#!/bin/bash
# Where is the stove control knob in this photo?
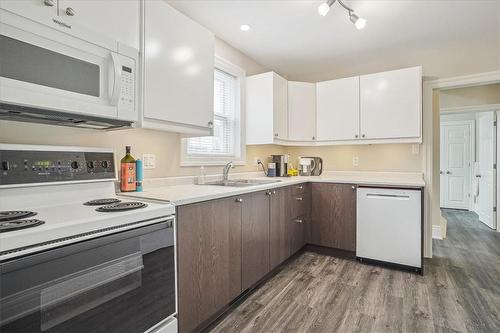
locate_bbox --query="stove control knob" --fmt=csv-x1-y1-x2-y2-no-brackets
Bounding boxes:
87,161,95,169
101,161,110,169
71,161,79,170
1,161,10,171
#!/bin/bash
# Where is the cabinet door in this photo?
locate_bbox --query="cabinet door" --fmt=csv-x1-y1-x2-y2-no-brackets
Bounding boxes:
0,0,57,25
246,72,274,144
273,73,288,140
143,0,214,130
57,0,140,48
360,66,421,140
269,188,288,269
242,191,270,290
316,77,360,141
288,81,316,141
310,183,357,251
177,197,242,333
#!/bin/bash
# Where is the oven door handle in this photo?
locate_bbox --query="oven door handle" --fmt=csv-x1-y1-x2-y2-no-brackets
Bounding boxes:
108,52,122,106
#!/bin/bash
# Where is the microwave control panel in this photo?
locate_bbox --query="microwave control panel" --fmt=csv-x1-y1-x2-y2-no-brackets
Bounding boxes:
118,57,135,113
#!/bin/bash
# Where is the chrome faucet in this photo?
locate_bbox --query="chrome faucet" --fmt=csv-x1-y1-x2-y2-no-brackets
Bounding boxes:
222,161,234,181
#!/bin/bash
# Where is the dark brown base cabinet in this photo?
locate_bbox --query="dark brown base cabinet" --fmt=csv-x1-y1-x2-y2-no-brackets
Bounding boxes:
176,183,338,333
177,197,242,333
310,183,357,251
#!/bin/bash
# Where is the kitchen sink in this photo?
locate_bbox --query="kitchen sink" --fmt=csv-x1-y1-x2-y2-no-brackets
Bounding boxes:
202,179,282,187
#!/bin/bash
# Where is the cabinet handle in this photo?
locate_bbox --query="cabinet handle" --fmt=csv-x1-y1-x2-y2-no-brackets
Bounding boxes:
274,133,279,137
440,170,444,175
355,134,359,138
235,198,243,203
43,0,55,6
297,185,303,190
446,170,451,175
361,134,366,138
266,191,271,196
294,219,303,223
312,136,316,140
272,190,276,194
208,121,213,129
296,197,303,201
352,185,356,190
65,7,75,16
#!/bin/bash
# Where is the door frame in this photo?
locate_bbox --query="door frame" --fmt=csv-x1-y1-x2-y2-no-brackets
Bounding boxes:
423,70,500,258
440,120,475,210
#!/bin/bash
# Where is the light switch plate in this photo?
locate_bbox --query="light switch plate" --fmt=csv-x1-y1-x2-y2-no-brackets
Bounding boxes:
352,156,359,167
143,154,156,169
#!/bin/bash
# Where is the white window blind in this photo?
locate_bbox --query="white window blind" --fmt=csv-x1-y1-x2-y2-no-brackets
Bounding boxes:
187,68,237,156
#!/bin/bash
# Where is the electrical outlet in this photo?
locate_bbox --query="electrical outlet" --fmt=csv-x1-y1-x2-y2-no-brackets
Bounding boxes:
143,154,156,169
254,157,262,165
352,156,359,167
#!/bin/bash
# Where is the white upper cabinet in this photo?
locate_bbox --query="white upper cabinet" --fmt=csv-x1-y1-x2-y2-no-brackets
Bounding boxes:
142,0,215,134
246,72,288,144
288,81,316,141
360,66,422,140
1,0,140,49
57,0,140,48
316,77,360,141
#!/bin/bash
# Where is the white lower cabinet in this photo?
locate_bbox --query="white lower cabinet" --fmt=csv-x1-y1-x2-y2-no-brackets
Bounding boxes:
359,66,422,140
141,0,215,135
316,77,360,141
288,81,316,142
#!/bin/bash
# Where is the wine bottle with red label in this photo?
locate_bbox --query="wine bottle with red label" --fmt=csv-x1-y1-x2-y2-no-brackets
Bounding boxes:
120,146,137,192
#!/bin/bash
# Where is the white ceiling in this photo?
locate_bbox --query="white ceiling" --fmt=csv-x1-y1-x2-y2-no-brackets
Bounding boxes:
168,0,500,82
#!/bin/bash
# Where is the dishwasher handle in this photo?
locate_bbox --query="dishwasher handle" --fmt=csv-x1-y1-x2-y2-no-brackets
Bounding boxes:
365,193,410,200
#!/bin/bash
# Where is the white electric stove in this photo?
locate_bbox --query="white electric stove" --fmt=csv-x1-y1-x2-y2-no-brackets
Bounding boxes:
0,144,177,333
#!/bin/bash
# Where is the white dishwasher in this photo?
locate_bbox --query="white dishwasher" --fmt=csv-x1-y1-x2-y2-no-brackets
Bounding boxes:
356,187,422,273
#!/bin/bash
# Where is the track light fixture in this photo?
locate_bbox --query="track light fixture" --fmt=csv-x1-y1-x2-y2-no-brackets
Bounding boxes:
318,0,367,30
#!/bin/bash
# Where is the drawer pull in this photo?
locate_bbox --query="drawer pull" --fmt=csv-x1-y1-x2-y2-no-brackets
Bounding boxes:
296,197,303,201
272,190,276,194
297,186,303,190
294,219,303,223
235,198,243,203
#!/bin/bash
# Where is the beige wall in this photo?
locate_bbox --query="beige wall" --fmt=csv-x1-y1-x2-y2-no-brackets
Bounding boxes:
285,144,421,172
440,83,500,109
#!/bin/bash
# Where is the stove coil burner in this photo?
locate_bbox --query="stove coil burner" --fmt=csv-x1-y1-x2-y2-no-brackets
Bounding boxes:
84,198,122,206
0,211,37,222
0,219,45,233
96,202,147,212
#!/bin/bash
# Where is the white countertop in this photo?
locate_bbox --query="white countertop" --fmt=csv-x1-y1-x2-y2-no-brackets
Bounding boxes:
120,171,425,206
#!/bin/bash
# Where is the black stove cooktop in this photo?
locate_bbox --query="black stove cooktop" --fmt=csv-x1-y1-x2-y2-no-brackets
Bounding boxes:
96,202,148,212
0,211,37,222
83,198,122,206
0,219,45,233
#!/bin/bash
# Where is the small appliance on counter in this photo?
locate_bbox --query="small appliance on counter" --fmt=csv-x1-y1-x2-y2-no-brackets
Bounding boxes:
299,157,323,176
270,154,289,177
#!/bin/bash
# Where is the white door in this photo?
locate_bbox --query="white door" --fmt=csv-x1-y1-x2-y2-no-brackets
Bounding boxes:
316,77,359,141
440,122,471,209
477,112,496,229
273,73,288,140
359,66,421,140
288,81,316,141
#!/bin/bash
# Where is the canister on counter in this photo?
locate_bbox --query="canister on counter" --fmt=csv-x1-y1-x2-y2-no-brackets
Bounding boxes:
136,159,143,192
267,162,276,177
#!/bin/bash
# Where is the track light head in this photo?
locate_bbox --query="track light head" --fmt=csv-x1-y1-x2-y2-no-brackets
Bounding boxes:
349,12,367,30
318,0,336,17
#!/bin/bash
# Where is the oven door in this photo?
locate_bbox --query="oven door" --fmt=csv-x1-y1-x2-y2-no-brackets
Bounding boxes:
0,219,176,333
0,9,136,120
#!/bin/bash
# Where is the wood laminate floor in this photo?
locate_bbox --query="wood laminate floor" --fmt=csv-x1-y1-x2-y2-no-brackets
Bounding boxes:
210,209,500,333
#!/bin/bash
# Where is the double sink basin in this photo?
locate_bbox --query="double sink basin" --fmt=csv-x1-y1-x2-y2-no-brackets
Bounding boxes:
202,179,282,187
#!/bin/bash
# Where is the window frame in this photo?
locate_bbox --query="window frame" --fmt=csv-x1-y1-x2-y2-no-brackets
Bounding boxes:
180,56,246,166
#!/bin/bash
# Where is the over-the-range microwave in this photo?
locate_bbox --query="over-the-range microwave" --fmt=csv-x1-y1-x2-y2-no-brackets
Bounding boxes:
0,8,138,129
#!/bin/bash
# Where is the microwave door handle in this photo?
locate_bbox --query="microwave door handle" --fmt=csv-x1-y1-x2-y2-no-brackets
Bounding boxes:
108,52,122,106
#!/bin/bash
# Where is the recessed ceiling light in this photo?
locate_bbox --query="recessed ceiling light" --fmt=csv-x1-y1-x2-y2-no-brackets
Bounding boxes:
240,24,251,32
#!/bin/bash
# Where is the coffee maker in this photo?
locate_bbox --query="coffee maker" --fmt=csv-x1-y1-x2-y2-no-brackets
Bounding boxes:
271,154,289,177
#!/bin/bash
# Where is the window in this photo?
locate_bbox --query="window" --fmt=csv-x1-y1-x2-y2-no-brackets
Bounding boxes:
181,58,245,166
